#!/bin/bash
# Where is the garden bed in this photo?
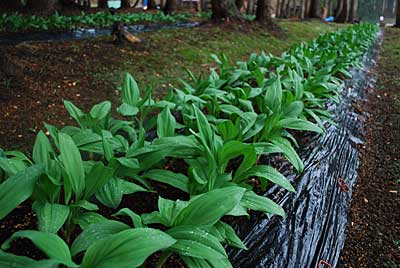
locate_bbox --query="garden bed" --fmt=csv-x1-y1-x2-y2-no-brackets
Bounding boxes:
229,30,382,268
0,23,378,268
0,20,341,152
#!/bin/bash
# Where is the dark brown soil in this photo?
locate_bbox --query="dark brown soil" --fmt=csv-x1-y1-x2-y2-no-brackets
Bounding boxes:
339,28,400,268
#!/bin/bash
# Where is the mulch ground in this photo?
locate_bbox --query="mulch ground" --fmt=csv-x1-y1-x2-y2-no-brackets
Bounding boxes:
339,28,400,268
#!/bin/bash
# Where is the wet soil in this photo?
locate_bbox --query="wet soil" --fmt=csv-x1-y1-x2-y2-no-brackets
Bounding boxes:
339,28,400,268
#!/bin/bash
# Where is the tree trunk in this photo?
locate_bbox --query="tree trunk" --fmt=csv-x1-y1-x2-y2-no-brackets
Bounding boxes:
280,0,287,17
335,0,343,17
395,0,400,27
247,0,255,14
304,0,310,17
290,0,296,17
200,0,207,11
98,0,109,8
276,0,281,17
328,0,333,16
236,0,244,10
26,0,59,13
1,0,25,10
121,0,131,8
309,0,321,17
148,0,158,9
300,0,305,18
164,0,177,14
335,0,350,22
348,0,358,22
256,0,274,24
211,0,242,20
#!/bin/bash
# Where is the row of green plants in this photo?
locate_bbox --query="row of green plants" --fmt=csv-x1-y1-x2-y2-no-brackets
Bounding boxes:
0,11,211,32
0,23,378,268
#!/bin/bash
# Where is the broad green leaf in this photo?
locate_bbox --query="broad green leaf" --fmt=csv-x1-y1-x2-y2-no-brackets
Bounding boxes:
33,202,70,234
241,191,285,217
214,221,246,249
101,131,113,162
278,118,323,133
96,178,146,209
59,132,85,199
121,73,140,107
264,76,282,113
271,137,304,172
141,169,189,193
75,212,107,230
84,163,114,199
0,250,37,268
33,131,53,167
90,101,111,120
2,231,77,267
113,208,143,228
0,157,27,177
217,120,239,142
282,101,304,118
0,165,44,219
64,100,84,127
95,177,123,209
219,104,243,115
117,103,139,117
174,186,245,226
71,220,130,256
155,197,188,227
116,157,140,169
70,200,98,211
219,141,257,181
157,106,176,138
81,228,176,268
244,165,295,192
193,105,214,149
167,226,227,260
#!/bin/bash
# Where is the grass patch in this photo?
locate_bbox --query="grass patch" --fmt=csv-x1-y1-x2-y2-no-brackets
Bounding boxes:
110,20,344,97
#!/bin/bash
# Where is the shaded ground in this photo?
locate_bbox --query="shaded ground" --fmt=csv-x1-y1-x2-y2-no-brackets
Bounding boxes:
0,20,341,152
339,28,400,268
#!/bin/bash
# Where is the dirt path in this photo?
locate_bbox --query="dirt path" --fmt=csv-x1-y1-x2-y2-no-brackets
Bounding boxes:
339,28,400,267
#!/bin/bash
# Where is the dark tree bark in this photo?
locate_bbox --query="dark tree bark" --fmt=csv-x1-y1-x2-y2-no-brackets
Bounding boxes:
300,0,305,18
164,0,177,14
236,0,244,10
348,0,358,22
395,0,400,27
211,0,242,20
279,0,288,17
276,0,281,17
1,0,24,10
26,0,59,13
289,0,296,17
256,0,274,24
200,0,207,11
309,0,321,18
98,0,109,8
334,0,343,17
384,0,394,15
335,0,350,22
148,0,158,9
304,0,310,17
121,0,131,8
328,0,334,16
247,0,256,14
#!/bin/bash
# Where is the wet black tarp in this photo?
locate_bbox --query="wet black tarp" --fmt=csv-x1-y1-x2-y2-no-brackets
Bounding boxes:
0,21,200,45
229,32,382,268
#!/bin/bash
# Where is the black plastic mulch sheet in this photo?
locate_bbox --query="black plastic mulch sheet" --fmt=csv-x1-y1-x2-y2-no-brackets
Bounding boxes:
229,32,382,268
0,21,200,45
